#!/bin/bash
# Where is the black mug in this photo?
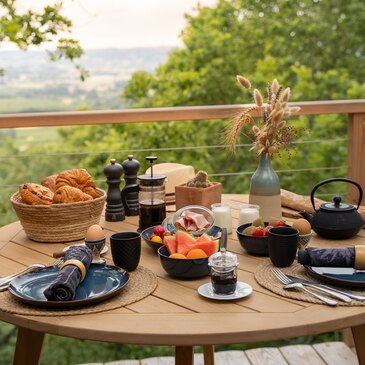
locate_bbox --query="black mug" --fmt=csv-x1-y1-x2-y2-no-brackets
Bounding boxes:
268,227,299,267
110,232,141,271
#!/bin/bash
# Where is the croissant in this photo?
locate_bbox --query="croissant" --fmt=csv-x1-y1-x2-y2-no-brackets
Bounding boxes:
41,175,58,192
19,183,54,205
53,185,93,204
55,169,97,198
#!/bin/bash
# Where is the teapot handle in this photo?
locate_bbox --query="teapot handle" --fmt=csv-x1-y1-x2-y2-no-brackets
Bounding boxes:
310,177,363,211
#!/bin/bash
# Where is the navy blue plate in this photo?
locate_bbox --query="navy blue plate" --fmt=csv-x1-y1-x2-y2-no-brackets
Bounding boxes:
305,266,365,288
8,264,129,307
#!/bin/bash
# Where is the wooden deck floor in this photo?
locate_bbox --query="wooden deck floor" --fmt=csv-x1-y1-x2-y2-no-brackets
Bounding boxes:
76,341,358,365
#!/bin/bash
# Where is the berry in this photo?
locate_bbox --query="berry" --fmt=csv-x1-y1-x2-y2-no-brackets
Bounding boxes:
252,227,264,237
153,225,165,237
274,220,286,227
263,225,273,236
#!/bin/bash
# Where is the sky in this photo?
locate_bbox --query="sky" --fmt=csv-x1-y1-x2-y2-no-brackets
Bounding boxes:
3,0,217,50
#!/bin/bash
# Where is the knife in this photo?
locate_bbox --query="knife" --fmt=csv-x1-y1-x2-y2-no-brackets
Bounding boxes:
286,275,355,302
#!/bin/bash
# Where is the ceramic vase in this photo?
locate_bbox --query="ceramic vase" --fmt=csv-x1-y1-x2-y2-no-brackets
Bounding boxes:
249,154,282,221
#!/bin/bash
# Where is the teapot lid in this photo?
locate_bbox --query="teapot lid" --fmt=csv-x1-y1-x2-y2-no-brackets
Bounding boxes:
320,196,354,212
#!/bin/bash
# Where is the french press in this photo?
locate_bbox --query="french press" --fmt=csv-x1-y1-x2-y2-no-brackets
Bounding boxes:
121,156,166,232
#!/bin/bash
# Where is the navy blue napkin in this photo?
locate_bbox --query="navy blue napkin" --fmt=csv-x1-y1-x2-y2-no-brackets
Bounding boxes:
298,247,355,267
44,246,93,301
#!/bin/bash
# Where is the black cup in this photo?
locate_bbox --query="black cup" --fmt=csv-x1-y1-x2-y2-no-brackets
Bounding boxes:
268,227,299,267
110,232,141,271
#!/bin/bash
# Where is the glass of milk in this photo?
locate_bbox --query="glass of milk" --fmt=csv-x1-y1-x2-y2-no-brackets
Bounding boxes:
238,203,260,226
211,203,232,234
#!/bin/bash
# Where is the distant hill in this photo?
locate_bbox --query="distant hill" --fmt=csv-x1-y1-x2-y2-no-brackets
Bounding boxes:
0,47,171,113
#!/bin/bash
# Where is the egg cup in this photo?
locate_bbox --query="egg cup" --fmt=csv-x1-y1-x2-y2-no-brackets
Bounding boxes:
84,236,106,264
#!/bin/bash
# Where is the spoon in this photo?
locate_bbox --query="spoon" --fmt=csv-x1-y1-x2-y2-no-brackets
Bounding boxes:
220,228,227,263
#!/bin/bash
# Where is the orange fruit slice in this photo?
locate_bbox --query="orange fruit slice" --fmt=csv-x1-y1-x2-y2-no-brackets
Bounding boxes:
186,248,208,259
169,253,186,259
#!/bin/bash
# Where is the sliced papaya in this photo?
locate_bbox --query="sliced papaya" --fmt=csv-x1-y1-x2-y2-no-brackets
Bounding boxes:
176,231,195,256
163,236,177,255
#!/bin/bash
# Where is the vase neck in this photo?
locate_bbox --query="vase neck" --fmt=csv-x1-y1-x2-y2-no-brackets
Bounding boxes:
258,154,272,168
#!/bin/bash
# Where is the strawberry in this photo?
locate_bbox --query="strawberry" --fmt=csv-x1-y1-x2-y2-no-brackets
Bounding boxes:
153,225,165,237
263,225,273,236
274,220,286,227
252,227,264,237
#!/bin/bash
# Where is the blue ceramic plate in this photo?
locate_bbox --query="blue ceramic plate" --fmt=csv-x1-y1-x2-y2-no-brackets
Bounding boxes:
305,266,365,288
8,264,129,307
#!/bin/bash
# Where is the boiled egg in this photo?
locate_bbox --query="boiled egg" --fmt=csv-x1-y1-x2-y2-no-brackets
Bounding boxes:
86,224,104,241
292,218,311,235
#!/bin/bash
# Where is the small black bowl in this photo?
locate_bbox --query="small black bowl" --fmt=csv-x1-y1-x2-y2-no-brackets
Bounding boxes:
141,226,164,253
236,222,269,256
157,246,210,279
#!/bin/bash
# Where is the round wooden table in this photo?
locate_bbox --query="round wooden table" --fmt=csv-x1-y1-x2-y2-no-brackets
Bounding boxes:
1,194,365,365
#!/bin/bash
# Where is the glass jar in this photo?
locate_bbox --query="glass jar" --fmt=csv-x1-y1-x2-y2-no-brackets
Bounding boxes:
208,251,238,295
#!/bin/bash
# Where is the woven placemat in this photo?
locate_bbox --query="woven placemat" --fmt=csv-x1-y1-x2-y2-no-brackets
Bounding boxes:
255,259,365,306
0,266,157,316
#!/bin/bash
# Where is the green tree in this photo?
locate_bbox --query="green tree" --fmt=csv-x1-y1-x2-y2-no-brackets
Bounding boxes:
0,0,87,80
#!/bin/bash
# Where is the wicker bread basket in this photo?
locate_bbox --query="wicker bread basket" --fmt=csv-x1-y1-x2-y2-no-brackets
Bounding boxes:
11,188,106,243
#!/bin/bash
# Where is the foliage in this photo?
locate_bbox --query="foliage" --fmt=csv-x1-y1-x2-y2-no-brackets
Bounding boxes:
0,0,86,80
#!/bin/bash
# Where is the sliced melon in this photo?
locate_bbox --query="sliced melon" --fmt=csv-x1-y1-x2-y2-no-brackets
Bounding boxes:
189,241,217,256
164,235,177,255
195,233,212,243
176,231,196,256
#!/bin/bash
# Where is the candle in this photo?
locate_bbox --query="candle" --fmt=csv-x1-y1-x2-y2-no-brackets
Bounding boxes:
238,204,260,226
211,203,232,233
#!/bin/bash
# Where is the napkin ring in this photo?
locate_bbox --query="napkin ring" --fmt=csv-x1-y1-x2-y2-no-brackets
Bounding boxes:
354,245,365,270
60,259,86,281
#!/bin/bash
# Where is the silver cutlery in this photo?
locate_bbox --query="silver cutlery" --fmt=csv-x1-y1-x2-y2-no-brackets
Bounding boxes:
286,274,365,301
0,258,63,291
272,268,338,306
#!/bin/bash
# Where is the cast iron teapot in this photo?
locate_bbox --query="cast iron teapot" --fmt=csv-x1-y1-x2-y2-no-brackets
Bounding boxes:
299,178,365,239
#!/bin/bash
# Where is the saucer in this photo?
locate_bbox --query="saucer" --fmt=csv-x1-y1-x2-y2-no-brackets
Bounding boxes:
197,281,252,300
63,243,108,256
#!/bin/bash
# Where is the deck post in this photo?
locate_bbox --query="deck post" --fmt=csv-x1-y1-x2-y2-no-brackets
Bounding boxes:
347,112,365,205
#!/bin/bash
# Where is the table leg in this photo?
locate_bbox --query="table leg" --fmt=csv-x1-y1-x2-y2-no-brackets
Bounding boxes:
175,346,194,365
13,327,45,365
351,324,365,365
203,345,215,365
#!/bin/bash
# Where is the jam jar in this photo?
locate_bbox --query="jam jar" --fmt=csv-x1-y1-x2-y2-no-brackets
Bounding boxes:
208,251,238,295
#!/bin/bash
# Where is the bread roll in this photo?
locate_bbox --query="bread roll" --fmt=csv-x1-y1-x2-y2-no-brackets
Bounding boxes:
19,183,54,205
55,169,97,198
41,175,57,192
53,185,93,204
281,189,325,213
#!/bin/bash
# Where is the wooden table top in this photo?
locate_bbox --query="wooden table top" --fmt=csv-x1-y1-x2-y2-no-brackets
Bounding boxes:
1,194,365,348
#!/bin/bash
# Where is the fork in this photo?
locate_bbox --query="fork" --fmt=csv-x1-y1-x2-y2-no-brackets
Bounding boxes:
0,258,63,291
271,268,338,306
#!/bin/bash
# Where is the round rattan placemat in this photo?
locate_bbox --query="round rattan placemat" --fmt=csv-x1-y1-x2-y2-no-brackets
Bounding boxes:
0,266,157,316
255,259,365,306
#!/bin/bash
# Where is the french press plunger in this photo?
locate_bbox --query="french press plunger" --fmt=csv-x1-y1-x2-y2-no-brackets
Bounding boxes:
121,156,166,232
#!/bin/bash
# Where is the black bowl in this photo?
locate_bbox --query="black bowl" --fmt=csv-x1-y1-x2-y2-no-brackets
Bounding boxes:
236,222,269,256
157,246,210,279
141,226,164,253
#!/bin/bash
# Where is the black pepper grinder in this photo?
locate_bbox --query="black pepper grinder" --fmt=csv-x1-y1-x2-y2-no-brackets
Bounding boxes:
103,158,125,221
121,154,140,216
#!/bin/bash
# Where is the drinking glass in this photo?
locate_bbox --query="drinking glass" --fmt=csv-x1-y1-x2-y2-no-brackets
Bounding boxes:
211,203,232,233
238,203,260,226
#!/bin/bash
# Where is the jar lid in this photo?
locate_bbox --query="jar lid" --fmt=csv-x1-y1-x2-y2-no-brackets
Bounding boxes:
208,251,238,269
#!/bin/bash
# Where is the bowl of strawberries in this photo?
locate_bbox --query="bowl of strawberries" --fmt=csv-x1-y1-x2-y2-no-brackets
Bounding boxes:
236,216,287,256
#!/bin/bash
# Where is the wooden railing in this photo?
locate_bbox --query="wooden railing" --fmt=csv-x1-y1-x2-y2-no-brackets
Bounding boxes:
1,100,365,203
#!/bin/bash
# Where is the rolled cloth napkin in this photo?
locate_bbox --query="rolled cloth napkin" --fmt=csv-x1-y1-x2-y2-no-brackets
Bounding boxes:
298,246,365,269
44,246,93,301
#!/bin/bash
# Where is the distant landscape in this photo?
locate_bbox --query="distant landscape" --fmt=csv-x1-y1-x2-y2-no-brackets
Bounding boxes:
0,47,171,113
